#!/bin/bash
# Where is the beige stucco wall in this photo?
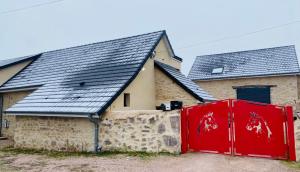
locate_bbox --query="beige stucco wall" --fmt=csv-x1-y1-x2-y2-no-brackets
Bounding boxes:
109,37,186,111
0,60,32,86
155,67,199,107
2,90,33,139
108,58,156,111
154,36,181,70
13,110,181,153
196,75,299,109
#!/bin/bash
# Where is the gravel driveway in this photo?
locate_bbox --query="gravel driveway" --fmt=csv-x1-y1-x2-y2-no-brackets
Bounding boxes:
0,151,298,172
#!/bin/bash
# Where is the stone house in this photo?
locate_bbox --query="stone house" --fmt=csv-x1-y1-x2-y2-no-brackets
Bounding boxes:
188,45,300,111
0,31,214,153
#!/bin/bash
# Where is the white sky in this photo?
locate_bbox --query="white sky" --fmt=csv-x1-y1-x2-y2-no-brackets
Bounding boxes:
0,0,300,75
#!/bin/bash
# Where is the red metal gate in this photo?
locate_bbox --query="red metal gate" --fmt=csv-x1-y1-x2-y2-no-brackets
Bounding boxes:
181,99,296,161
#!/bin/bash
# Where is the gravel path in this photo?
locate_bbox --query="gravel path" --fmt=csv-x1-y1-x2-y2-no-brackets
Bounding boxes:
0,152,298,172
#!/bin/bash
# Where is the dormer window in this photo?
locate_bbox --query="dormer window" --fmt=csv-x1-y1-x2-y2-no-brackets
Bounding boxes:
212,67,223,74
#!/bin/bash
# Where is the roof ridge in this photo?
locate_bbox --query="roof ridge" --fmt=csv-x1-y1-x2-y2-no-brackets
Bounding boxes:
42,30,166,54
1,30,166,60
196,45,296,58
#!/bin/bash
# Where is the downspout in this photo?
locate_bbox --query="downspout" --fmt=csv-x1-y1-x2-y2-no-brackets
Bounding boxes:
88,114,101,153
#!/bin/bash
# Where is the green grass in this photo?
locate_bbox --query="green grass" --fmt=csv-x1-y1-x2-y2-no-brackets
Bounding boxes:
0,148,177,159
281,160,300,169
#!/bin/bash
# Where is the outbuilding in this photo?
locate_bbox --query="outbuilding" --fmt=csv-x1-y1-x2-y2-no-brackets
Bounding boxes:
0,31,214,153
188,45,300,111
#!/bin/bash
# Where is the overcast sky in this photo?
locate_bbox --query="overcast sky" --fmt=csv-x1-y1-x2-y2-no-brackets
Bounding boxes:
0,0,300,75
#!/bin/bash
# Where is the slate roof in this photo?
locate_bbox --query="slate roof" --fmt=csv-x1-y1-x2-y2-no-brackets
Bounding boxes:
155,61,215,101
0,31,166,115
188,45,300,80
0,55,39,69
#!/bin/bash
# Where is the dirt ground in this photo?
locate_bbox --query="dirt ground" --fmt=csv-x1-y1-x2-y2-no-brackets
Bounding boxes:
0,140,13,149
0,151,299,172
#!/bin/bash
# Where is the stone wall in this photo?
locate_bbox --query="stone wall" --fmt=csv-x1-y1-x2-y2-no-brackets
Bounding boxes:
155,67,199,106
2,90,33,139
14,116,94,152
294,119,300,161
100,110,180,153
196,75,299,110
13,110,181,153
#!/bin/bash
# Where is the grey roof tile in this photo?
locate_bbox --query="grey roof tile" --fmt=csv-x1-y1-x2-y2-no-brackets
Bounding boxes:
154,61,215,101
2,31,165,115
188,45,300,80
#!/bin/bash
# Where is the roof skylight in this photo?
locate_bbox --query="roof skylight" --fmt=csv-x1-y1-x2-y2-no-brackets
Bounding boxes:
212,67,223,74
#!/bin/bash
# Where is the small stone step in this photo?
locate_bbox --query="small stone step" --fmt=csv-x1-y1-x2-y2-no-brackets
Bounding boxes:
0,137,8,140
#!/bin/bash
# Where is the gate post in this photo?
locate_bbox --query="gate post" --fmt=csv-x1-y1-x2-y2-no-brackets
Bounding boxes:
181,107,188,154
285,106,296,161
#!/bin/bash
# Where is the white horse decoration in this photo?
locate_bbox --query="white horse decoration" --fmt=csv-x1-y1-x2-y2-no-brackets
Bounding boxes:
245,112,272,140
197,112,218,134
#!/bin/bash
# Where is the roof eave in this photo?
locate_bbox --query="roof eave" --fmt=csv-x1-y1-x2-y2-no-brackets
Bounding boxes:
0,85,42,93
191,72,300,81
4,110,95,117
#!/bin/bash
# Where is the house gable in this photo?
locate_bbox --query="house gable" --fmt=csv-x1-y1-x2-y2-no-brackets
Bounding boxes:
154,35,181,70
108,58,156,111
109,38,215,111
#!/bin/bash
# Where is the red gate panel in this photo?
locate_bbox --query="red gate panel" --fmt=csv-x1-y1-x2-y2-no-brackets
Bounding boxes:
187,100,231,154
181,99,296,161
232,100,288,159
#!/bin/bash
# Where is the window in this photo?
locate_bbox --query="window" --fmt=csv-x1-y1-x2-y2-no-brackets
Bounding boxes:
212,67,223,74
124,93,130,107
236,87,271,104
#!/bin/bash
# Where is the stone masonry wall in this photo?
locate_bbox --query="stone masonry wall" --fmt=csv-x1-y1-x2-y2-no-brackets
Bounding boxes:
294,119,300,161
14,116,94,152
13,110,181,153
100,110,181,153
2,91,33,139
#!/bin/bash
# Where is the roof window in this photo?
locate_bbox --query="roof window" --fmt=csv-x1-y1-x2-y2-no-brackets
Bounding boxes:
212,67,223,74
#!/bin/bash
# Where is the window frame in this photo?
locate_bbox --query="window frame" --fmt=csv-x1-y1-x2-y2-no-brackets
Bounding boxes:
233,85,273,104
